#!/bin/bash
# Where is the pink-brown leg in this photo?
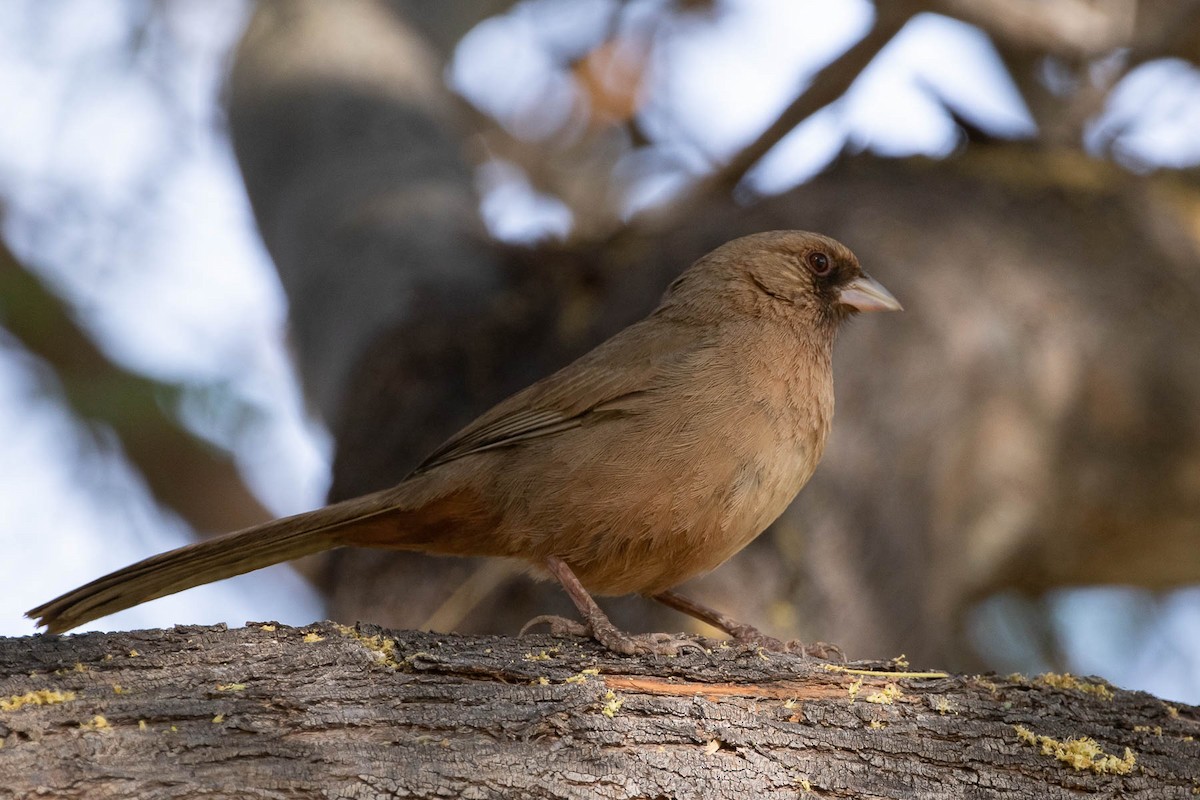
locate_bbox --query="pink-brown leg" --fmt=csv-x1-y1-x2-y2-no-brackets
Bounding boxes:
526,557,705,656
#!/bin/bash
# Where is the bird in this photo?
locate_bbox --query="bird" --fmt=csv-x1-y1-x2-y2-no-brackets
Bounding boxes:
28,230,900,655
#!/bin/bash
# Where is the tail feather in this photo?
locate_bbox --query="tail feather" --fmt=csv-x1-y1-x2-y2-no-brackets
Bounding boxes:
28,488,408,634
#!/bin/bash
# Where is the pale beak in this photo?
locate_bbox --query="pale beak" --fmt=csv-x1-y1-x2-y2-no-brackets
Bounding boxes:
838,274,902,313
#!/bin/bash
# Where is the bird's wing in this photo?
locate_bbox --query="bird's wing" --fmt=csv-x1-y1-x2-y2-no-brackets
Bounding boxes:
414,316,698,472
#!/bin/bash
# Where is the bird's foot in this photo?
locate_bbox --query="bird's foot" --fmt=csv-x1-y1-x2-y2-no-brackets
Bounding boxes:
539,556,708,656
788,639,846,662
595,628,709,657
520,614,590,638
649,591,843,660
521,614,707,657
727,623,845,662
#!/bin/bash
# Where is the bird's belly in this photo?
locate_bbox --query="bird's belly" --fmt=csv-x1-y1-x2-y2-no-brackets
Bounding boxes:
507,424,821,596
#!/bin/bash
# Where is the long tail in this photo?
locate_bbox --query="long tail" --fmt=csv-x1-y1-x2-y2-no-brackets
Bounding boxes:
27,486,414,634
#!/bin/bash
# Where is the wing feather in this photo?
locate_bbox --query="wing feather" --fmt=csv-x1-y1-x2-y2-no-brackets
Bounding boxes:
415,315,700,471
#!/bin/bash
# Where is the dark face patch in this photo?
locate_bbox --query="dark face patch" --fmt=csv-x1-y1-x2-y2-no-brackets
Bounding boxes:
811,255,859,303
790,242,862,318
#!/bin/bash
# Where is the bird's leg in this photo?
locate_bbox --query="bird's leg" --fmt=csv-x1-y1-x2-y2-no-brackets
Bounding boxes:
536,556,705,656
652,589,844,660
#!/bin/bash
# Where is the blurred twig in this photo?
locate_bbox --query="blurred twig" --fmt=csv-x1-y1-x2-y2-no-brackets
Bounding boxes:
0,236,271,535
421,559,517,633
701,4,916,194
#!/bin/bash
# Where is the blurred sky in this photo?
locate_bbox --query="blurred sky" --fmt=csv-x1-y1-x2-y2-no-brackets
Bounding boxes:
0,0,1197,701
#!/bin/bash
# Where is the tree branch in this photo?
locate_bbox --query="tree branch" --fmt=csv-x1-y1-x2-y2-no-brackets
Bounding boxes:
702,4,916,194
1,623,1195,798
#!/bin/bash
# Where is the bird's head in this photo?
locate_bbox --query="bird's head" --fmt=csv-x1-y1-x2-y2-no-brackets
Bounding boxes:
664,230,901,331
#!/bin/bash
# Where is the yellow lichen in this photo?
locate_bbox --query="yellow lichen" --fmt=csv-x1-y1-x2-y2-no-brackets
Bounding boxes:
847,679,863,702
891,654,910,670
565,668,600,685
783,698,798,710
932,696,956,715
797,777,812,792
80,715,109,731
1,689,77,712
1013,725,1136,775
138,720,148,731
600,689,624,718
523,648,558,662
336,625,403,669
302,632,324,643
259,624,277,632
111,684,124,695
866,683,903,705
128,649,140,658
868,719,887,729
216,683,246,693
824,663,950,679
1035,673,1114,701
212,714,225,724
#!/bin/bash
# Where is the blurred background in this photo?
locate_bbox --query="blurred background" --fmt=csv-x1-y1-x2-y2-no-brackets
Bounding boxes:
2,0,1199,703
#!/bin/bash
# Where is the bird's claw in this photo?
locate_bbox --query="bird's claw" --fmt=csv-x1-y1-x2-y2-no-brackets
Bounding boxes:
597,629,708,657
787,639,846,662
519,614,590,638
726,624,845,662
520,615,707,657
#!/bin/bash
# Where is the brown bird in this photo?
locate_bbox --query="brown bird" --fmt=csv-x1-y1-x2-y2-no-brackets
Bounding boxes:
28,231,900,654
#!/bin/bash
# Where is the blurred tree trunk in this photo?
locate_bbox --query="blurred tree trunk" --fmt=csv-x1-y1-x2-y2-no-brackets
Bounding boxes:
2,623,1196,799
227,0,1200,670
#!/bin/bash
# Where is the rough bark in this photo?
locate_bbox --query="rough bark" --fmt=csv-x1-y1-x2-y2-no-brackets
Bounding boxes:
1,623,1196,799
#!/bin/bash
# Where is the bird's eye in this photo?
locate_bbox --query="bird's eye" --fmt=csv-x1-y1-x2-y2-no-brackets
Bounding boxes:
807,252,832,276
